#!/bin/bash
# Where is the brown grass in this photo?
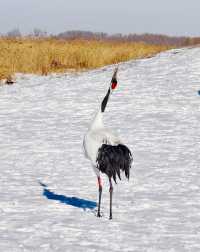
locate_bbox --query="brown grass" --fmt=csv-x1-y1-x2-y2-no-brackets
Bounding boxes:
0,38,172,80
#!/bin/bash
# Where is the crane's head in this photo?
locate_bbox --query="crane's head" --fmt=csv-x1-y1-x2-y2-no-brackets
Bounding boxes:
101,67,119,113
110,67,118,92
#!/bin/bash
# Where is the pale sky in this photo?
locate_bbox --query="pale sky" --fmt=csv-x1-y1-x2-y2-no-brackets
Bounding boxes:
0,0,199,36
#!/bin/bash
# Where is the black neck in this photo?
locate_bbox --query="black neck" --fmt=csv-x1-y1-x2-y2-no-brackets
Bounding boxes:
101,88,111,113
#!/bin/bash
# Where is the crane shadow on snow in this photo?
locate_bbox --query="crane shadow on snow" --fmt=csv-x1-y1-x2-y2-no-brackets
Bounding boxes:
39,182,97,210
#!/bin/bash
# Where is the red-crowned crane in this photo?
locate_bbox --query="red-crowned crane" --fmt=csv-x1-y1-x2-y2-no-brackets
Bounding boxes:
83,68,133,219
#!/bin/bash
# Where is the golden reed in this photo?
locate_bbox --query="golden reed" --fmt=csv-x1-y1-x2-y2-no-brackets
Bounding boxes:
0,38,172,80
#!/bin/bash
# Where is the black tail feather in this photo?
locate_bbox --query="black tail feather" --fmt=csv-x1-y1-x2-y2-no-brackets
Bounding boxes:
96,144,133,183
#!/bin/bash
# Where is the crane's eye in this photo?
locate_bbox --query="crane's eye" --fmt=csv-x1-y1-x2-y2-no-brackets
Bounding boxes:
111,81,117,90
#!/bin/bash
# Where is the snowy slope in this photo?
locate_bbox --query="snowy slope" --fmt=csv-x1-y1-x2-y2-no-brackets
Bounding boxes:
0,47,200,252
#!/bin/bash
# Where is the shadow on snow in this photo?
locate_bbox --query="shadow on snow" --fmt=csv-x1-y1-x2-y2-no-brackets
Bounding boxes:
39,182,97,210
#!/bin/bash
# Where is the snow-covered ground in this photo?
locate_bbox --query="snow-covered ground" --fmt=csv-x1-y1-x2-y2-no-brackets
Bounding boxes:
0,47,200,252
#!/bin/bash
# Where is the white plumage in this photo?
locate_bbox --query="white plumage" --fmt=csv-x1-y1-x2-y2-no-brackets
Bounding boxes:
83,109,121,174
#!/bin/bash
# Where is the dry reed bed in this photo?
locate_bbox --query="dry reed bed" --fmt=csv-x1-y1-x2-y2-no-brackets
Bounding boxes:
0,38,172,80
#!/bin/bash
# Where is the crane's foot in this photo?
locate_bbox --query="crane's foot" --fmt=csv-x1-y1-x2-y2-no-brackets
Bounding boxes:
97,211,103,218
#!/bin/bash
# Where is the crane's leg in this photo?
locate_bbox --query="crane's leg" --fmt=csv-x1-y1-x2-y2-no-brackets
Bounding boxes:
97,176,102,217
109,178,113,220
